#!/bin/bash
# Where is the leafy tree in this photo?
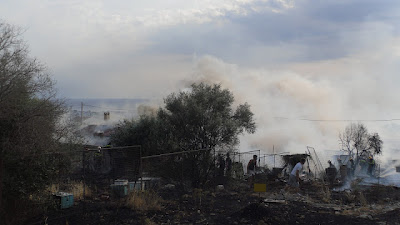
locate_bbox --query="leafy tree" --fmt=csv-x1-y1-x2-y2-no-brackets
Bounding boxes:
159,83,255,150
339,123,383,161
112,83,256,187
0,21,70,224
112,115,164,156
368,133,383,155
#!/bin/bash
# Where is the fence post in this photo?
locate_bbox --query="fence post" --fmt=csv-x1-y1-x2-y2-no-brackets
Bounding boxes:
82,149,86,208
214,148,216,190
378,164,380,185
140,146,143,191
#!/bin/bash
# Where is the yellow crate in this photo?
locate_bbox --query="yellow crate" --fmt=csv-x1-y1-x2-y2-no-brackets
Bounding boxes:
254,183,266,192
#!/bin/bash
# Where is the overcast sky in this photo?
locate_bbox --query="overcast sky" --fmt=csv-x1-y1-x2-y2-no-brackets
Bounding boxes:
1,0,398,98
2,0,400,154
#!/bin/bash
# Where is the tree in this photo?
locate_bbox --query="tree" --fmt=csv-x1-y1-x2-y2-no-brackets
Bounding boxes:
368,133,383,155
339,123,383,161
112,115,165,157
112,83,256,187
159,83,255,151
0,21,69,223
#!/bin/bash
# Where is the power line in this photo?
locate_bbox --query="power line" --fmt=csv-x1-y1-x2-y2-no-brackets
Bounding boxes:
274,117,400,122
141,148,210,159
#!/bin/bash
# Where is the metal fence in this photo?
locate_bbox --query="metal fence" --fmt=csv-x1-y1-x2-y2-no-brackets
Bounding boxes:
21,145,142,225
81,145,142,198
23,145,400,225
140,148,213,189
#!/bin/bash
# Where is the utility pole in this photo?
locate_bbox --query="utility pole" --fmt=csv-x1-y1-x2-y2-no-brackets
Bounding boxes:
273,145,275,168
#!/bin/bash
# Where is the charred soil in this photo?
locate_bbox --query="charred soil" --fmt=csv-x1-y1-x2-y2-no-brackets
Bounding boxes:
26,179,400,225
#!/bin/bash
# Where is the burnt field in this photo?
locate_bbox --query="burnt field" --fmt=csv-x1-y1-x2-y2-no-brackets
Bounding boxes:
26,178,400,225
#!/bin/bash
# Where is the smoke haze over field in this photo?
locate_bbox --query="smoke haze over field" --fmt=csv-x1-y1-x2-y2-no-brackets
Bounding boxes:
184,49,400,156
3,0,400,159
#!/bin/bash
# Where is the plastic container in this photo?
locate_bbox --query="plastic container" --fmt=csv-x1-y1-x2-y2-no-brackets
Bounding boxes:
54,192,74,209
128,181,142,191
110,184,128,197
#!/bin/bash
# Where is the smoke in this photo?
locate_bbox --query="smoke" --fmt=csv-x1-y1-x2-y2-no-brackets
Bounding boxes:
137,104,159,117
182,55,338,152
180,44,400,159
178,52,400,184
64,98,151,145
65,38,400,174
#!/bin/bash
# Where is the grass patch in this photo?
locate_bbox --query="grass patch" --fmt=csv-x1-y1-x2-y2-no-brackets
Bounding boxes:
126,191,163,211
47,181,92,200
359,192,367,206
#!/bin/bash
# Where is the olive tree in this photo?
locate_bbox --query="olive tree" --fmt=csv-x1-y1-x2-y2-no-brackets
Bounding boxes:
0,21,68,223
112,83,256,187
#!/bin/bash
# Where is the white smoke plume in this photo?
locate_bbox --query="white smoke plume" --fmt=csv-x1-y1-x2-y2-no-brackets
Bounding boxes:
180,38,400,162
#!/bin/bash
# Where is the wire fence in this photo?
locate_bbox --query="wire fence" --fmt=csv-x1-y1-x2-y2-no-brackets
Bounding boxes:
19,145,142,225
21,145,400,225
81,146,142,197
141,148,215,189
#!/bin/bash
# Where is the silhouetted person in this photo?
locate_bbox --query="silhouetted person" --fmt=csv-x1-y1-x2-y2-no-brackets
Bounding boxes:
225,153,232,177
328,160,336,169
367,156,375,176
247,155,257,175
347,158,355,178
247,155,258,187
217,154,225,177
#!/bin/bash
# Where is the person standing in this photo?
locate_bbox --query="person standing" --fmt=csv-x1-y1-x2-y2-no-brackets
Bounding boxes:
347,158,355,178
217,154,225,177
360,157,367,173
289,158,306,188
367,156,375,176
328,160,336,169
225,153,232,177
247,155,257,175
247,155,258,187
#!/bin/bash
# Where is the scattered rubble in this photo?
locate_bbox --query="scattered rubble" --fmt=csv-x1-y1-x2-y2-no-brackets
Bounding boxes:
25,152,400,225
26,177,400,225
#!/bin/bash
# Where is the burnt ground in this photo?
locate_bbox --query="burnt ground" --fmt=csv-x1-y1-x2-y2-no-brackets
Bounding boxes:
25,178,400,225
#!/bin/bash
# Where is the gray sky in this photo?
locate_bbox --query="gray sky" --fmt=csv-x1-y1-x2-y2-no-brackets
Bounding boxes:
2,0,400,153
2,0,399,98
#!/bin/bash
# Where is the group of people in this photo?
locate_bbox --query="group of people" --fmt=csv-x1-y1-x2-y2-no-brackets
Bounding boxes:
329,155,376,178
244,152,378,190
217,153,233,177
245,154,306,188
351,156,376,176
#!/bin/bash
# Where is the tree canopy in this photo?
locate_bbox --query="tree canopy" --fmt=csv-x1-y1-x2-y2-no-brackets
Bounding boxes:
339,123,383,159
0,21,70,223
158,83,255,151
111,83,256,187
